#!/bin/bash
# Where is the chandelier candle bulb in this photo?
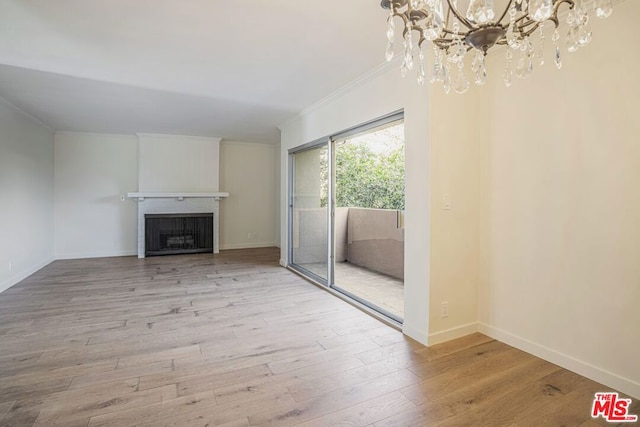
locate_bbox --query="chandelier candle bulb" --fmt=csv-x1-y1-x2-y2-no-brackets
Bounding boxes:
380,0,614,92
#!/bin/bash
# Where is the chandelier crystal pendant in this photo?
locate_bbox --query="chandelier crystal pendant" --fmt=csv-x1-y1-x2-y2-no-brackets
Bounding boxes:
381,0,614,93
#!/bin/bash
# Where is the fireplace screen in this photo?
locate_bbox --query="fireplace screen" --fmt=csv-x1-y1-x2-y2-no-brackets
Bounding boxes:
145,213,213,256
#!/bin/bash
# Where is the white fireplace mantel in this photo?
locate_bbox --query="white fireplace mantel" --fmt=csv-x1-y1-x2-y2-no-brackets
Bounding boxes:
128,192,229,258
127,192,229,201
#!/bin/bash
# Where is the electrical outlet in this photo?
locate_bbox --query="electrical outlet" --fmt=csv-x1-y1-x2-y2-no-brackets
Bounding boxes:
441,301,449,318
443,193,452,210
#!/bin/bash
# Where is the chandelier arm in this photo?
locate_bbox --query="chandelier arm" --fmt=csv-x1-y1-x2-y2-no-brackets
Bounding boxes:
434,39,452,50
514,14,529,25
496,0,515,25
516,19,537,31
519,21,542,38
517,16,556,34
549,0,573,27
513,0,573,29
441,28,469,37
444,4,453,29
397,13,412,38
444,0,475,30
554,0,575,14
389,0,412,38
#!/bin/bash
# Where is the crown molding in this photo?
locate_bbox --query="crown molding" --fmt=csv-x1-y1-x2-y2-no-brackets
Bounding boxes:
278,57,401,131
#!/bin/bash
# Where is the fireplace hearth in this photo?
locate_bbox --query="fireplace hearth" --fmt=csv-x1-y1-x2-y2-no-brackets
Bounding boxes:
145,213,213,256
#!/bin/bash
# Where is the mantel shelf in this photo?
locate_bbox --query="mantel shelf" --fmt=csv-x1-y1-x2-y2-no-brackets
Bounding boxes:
127,192,229,201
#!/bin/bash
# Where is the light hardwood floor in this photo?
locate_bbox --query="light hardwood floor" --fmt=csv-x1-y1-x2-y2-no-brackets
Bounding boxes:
0,248,635,426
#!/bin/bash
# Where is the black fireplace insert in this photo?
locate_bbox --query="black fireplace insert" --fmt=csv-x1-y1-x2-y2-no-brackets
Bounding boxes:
145,213,213,256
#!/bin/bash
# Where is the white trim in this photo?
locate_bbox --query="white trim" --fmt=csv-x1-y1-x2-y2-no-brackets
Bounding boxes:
55,250,137,260
0,257,54,294
479,323,640,400
279,259,287,268
127,192,229,199
402,321,429,346
219,242,277,250
428,322,480,346
220,139,279,147
136,133,222,143
55,131,137,139
0,95,54,131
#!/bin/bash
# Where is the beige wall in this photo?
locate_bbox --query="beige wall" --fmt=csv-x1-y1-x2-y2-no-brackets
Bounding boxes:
427,86,482,343
478,0,640,398
219,140,278,250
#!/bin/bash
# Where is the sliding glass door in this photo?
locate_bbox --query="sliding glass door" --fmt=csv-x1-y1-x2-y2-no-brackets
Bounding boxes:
289,143,330,283
331,121,405,322
289,112,405,323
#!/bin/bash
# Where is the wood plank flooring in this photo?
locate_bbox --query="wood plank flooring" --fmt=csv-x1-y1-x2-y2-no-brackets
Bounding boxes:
0,247,635,426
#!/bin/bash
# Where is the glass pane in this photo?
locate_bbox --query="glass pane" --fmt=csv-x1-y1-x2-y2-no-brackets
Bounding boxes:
291,145,329,282
333,121,405,321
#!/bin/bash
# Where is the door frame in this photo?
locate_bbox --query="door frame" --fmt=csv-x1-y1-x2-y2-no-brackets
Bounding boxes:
287,110,405,323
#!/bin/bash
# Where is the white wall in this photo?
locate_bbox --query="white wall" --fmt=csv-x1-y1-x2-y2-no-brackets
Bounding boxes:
279,65,481,345
54,132,138,259
478,0,640,398
275,142,281,248
54,132,278,258
137,134,220,192
219,140,278,249
0,99,54,292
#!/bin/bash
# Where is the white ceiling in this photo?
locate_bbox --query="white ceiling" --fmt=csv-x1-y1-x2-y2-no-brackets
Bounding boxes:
0,0,390,143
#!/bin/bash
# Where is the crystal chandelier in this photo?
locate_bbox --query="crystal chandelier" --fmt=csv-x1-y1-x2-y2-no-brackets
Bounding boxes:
381,0,614,93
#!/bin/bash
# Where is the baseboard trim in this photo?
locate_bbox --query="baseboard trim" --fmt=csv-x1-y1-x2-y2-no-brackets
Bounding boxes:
402,322,429,346
428,322,480,346
55,250,137,260
479,323,640,400
56,245,278,259
0,257,54,294
219,242,277,250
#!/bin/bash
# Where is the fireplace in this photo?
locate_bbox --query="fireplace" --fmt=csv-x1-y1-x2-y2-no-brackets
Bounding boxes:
145,213,213,256
128,192,228,258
